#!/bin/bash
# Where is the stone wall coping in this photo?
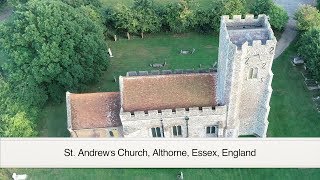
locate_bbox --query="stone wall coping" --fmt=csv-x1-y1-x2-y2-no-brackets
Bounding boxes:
126,68,216,77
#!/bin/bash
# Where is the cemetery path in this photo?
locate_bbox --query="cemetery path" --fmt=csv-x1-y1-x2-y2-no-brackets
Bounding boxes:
273,0,316,59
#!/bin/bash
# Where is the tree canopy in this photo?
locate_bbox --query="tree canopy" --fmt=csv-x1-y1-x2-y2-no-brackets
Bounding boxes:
268,4,289,31
295,5,320,31
0,0,109,103
163,0,196,33
298,28,320,81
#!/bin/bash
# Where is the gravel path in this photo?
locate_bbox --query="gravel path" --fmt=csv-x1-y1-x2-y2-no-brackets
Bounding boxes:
273,0,316,59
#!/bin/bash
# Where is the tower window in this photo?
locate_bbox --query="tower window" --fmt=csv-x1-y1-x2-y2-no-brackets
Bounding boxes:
151,127,163,137
248,67,258,79
172,125,182,137
206,126,217,134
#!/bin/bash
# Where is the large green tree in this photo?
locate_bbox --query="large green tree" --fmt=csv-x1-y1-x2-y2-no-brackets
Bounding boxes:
164,0,196,33
0,0,108,102
113,4,139,39
133,0,161,38
298,28,320,81
268,4,288,31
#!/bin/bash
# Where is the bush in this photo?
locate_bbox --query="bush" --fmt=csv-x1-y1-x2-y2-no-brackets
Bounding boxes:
295,5,320,31
249,0,273,15
268,5,289,31
163,0,196,33
297,28,320,81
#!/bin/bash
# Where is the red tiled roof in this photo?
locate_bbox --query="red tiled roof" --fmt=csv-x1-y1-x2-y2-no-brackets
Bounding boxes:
121,73,217,112
69,92,121,130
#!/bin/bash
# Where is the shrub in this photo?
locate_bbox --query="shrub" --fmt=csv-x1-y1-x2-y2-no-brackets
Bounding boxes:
297,28,320,81
295,5,320,31
268,4,289,31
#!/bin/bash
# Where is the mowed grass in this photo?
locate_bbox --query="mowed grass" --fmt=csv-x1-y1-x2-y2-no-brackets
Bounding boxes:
3,168,320,180
268,44,320,137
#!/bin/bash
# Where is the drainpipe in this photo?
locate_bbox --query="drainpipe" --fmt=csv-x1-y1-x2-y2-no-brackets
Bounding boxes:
185,116,189,138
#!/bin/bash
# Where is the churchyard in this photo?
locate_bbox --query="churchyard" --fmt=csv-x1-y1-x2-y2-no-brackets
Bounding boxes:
1,0,320,179
37,34,320,138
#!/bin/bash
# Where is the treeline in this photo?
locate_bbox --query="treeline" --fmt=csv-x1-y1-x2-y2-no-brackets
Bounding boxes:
295,5,320,81
103,0,288,39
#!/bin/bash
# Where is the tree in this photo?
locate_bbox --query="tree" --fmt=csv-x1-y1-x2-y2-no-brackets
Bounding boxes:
295,5,320,31
297,28,320,81
221,0,246,16
133,0,161,38
194,8,212,33
0,0,109,102
2,112,37,137
0,77,39,137
249,0,273,15
268,5,288,31
164,0,196,33
113,4,139,39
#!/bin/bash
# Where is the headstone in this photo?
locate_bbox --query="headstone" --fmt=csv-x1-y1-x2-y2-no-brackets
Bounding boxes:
108,48,114,58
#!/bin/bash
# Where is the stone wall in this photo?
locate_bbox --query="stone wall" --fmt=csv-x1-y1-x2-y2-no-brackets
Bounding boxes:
121,106,227,138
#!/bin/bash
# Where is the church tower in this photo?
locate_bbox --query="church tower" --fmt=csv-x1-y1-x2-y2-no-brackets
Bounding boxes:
216,15,277,137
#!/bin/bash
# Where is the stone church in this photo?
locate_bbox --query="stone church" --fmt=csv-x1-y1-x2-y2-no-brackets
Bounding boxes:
66,14,277,138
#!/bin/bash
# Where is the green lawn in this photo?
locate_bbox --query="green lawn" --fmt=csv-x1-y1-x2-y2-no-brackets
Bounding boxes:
268,44,320,137
1,168,319,180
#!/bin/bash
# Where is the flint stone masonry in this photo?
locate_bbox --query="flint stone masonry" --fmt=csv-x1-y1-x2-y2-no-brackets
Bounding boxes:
217,14,276,137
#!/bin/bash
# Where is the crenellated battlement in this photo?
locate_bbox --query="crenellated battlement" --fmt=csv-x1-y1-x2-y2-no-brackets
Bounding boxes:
126,68,216,77
220,14,276,50
221,14,267,27
120,105,227,121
